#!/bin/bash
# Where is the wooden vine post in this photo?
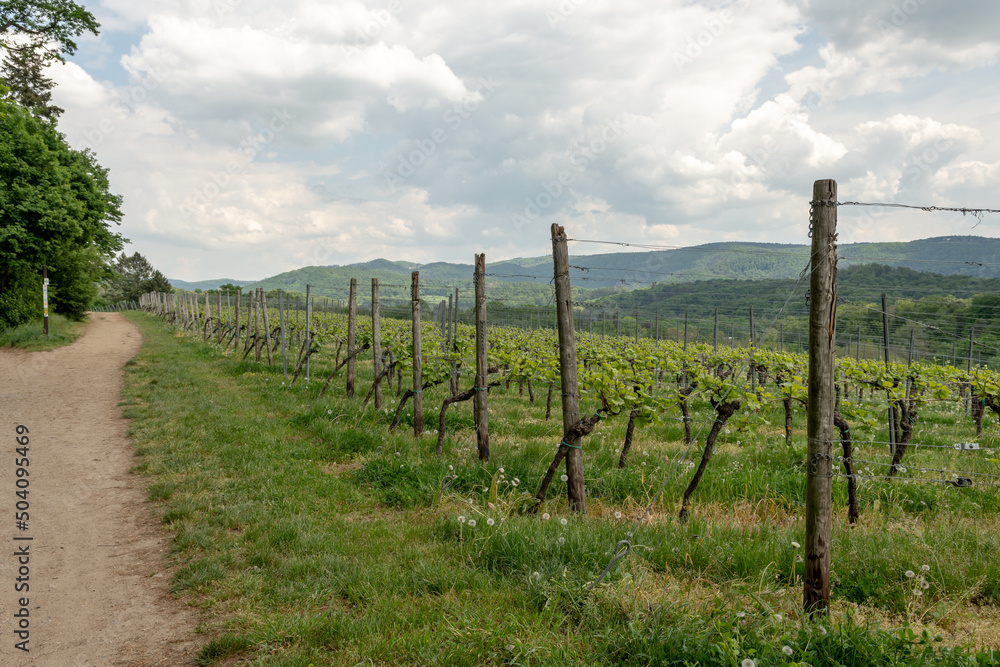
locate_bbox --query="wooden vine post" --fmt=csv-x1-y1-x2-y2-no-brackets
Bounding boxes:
474,254,489,460
804,178,838,614
279,289,287,377
261,289,273,365
305,285,312,382
372,278,383,409
235,288,241,349
347,278,357,397
216,291,223,343
412,271,423,436
552,224,585,513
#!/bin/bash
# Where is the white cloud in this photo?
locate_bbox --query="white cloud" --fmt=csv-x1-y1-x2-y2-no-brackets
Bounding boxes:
39,0,1000,280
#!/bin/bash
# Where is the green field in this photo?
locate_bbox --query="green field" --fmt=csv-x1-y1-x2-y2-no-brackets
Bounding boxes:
0,313,88,351
121,311,1000,666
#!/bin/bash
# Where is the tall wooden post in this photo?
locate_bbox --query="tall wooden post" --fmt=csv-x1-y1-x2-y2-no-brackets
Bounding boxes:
804,179,838,614
261,289,273,364
713,307,718,352
305,285,311,382
474,255,489,461
347,278,357,397
279,290,287,377
881,293,896,452
235,289,241,349
204,291,211,341
551,224,585,513
217,291,223,343
372,279,383,409
411,272,423,437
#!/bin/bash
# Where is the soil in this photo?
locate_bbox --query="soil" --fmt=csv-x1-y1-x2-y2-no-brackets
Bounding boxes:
0,313,201,666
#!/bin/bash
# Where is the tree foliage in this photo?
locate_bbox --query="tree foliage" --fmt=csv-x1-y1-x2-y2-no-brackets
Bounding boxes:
104,252,171,304
0,0,98,117
0,95,124,327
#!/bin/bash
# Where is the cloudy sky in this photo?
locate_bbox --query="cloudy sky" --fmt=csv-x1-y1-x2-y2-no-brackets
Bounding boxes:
48,0,1000,281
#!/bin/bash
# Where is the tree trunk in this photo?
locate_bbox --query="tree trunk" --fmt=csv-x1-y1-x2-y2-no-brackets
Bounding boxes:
833,413,859,525
679,400,739,523
618,409,639,468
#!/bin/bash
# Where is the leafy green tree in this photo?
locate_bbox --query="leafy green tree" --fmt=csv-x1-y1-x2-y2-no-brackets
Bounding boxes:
0,1,99,118
104,252,172,304
1,45,61,118
0,96,124,327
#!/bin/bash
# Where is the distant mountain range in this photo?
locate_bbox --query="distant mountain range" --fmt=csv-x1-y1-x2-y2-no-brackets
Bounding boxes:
167,235,1000,305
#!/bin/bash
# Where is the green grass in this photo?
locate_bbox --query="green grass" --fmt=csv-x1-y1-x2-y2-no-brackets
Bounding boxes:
0,313,87,350
120,312,1000,665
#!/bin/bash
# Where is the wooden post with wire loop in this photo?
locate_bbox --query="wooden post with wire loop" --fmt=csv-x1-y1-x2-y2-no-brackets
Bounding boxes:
474,254,489,460
804,179,838,614
552,224,586,513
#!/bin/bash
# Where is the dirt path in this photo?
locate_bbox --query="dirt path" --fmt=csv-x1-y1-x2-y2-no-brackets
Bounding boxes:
0,313,201,666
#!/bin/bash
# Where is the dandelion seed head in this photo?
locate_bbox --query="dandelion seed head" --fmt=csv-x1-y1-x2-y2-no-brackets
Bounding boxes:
782,646,793,656
558,537,565,545
487,518,495,526
542,513,550,520
467,519,476,527
921,564,930,572
614,511,622,519
458,515,466,523
791,541,801,549
560,518,568,525
560,474,568,482
905,570,915,578
741,659,756,667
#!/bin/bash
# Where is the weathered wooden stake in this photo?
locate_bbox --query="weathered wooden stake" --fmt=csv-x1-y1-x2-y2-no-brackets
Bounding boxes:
881,293,896,453
372,278,383,409
804,179,838,615
261,289,273,365
474,255,489,461
305,285,312,382
412,272,423,436
347,278,357,397
552,224,585,513
279,289,287,377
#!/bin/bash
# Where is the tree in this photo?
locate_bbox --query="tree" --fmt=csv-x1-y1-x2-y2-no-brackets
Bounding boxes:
0,0,99,118
0,96,124,327
1,44,61,118
104,252,172,304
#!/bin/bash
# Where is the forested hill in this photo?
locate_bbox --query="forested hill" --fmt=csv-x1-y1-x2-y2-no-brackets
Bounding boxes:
592,264,1000,314
170,235,1000,304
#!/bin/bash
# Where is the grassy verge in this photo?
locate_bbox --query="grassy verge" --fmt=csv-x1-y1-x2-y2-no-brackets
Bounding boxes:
0,313,88,351
121,312,1000,666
